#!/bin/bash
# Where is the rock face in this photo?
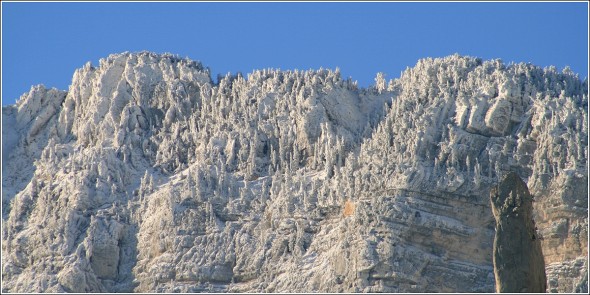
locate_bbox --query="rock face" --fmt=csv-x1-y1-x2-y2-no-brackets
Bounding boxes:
1,52,588,293
491,172,546,292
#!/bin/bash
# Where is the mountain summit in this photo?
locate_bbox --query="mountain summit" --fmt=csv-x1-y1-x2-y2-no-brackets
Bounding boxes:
2,52,587,292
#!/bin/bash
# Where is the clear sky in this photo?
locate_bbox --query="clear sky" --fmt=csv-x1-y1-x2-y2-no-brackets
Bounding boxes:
2,1,588,106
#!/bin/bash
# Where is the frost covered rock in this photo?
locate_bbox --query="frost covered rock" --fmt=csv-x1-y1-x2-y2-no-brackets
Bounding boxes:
1,52,587,293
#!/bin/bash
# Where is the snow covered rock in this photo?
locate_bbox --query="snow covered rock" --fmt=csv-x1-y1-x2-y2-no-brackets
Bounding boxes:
1,52,587,293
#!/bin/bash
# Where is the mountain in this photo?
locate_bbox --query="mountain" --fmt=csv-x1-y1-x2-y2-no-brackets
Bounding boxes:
1,52,587,293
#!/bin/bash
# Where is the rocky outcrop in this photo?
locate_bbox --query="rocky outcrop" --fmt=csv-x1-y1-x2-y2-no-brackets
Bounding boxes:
491,172,546,292
1,52,587,293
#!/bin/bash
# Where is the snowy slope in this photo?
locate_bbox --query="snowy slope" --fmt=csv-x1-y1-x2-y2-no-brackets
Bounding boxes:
1,52,587,292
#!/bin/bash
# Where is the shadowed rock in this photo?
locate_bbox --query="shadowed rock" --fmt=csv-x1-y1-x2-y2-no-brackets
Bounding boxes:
490,172,547,293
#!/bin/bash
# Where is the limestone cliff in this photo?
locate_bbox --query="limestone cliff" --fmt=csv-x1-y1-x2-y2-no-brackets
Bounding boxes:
1,52,587,292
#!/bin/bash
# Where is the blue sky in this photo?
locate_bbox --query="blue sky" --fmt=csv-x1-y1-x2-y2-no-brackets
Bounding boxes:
2,1,588,106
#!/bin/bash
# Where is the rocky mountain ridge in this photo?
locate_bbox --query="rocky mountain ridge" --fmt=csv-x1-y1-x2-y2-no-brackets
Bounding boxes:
1,52,588,292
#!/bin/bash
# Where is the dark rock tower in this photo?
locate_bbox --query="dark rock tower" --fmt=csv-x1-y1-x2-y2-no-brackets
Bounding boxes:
490,172,547,293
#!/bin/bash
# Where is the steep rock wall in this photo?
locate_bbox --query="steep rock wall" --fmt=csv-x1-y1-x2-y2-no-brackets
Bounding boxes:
2,52,587,293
